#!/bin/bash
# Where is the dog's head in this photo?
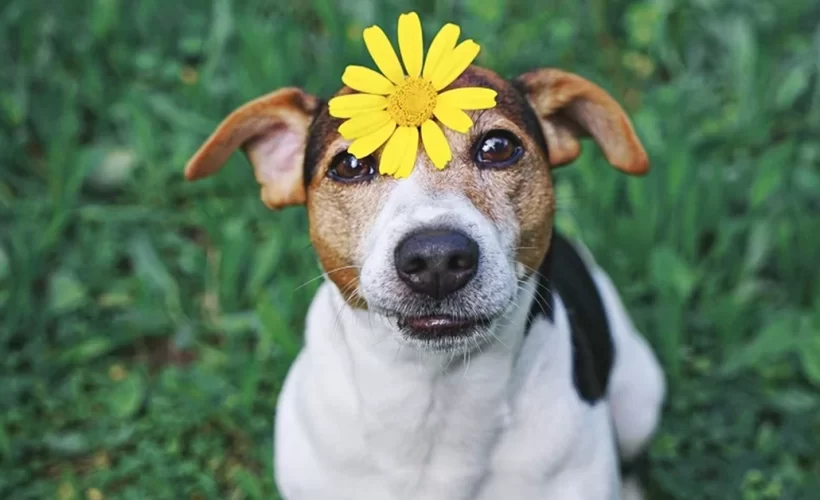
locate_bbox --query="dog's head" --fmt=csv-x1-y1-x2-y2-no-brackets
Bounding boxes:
186,66,647,351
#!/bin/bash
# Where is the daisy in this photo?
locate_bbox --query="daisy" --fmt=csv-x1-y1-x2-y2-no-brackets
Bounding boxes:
328,12,498,178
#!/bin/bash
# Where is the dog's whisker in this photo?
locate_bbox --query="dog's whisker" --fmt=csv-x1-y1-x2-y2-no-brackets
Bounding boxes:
295,265,361,292
439,350,454,371
515,269,553,317
462,349,473,379
469,331,485,357
516,280,550,310
331,278,361,336
486,325,510,349
517,262,549,283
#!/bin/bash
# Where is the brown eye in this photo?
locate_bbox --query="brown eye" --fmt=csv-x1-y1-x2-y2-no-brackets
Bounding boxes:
475,130,524,167
327,153,377,183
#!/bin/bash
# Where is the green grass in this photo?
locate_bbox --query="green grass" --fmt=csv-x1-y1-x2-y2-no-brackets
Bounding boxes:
2,0,819,498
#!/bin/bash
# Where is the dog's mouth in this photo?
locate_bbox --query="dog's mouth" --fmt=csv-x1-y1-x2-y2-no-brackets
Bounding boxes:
397,314,493,340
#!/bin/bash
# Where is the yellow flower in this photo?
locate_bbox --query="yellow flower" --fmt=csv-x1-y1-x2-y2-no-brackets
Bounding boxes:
329,12,498,178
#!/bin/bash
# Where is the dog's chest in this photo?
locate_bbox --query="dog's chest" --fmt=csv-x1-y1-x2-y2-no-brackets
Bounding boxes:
274,290,620,500
349,371,612,500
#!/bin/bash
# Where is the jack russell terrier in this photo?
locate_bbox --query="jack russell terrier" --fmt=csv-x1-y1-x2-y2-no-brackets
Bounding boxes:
185,23,666,498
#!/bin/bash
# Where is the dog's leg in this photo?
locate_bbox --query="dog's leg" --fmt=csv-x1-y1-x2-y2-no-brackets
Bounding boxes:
592,268,666,462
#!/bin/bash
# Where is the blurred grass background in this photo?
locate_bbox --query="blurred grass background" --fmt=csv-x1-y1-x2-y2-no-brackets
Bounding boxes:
1,0,819,498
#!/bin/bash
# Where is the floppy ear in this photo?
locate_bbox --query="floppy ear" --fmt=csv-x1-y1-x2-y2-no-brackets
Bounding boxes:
185,87,319,209
515,68,649,175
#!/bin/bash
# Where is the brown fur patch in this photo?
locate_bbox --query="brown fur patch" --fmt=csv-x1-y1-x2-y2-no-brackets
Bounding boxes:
306,171,393,309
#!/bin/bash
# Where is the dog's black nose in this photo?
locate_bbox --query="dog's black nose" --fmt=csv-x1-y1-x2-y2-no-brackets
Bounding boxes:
394,230,479,299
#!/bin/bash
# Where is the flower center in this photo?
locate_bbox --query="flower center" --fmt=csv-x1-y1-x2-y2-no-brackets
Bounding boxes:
388,77,438,127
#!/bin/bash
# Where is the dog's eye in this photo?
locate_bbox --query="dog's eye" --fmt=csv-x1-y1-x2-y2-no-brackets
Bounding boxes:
474,130,524,167
327,153,377,183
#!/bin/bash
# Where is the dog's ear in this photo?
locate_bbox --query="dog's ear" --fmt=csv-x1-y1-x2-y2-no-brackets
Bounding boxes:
184,87,319,209
515,68,649,175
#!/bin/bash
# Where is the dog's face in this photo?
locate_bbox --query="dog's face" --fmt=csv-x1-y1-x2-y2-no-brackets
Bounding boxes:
186,66,648,351
303,68,556,350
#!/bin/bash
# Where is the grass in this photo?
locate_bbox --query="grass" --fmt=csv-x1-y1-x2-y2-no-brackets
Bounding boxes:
1,0,819,498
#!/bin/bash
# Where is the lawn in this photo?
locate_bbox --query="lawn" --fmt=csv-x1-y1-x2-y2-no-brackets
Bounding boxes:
1,0,819,498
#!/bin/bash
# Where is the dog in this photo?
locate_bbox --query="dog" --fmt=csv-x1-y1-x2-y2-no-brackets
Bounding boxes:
185,65,666,500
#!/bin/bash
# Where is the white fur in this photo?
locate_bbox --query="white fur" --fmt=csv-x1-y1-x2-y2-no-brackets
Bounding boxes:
274,172,665,499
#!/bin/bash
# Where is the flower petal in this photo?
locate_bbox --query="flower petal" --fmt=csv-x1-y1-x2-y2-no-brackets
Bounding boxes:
398,12,423,78
363,25,405,85
348,120,396,158
329,94,388,118
423,23,460,79
338,111,392,140
394,126,419,179
421,120,451,169
342,66,395,95
431,40,480,90
378,126,409,176
437,87,497,110
433,101,473,133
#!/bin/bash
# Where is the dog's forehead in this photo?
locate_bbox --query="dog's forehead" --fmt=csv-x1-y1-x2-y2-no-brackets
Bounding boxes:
303,66,546,184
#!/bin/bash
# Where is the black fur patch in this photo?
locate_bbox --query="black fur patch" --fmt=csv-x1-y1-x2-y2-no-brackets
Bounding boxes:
526,231,615,404
303,97,332,186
